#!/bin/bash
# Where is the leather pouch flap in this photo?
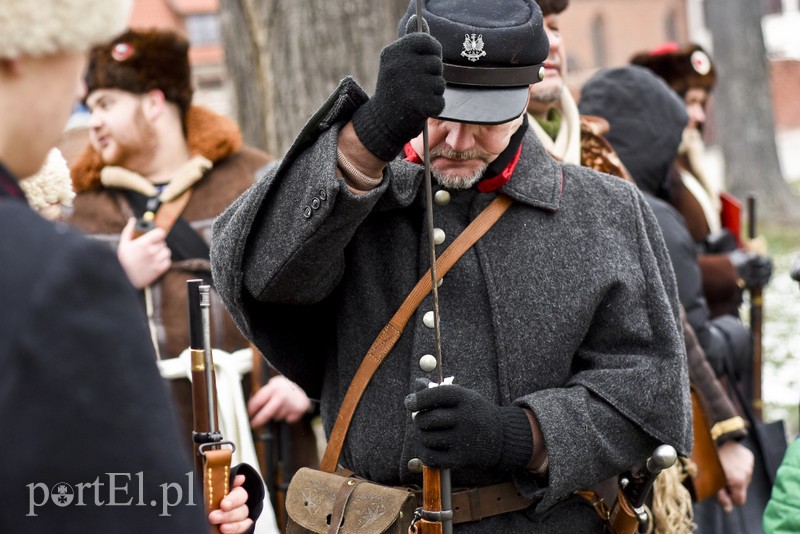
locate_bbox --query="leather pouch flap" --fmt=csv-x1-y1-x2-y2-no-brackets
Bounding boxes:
286,468,415,534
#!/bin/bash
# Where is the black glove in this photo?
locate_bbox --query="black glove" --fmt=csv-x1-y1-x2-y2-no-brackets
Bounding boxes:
351,33,446,162
728,249,773,289
405,381,532,472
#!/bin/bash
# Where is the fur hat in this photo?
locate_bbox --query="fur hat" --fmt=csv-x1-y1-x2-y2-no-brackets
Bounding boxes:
85,28,193,120
0,0,131,59
536,0,569,16
629,42,717,97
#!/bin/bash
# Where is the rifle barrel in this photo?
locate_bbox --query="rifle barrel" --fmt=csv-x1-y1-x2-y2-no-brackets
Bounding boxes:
199,284,217,434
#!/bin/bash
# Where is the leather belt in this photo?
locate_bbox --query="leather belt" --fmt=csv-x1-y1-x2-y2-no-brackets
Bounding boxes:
412,481,534,524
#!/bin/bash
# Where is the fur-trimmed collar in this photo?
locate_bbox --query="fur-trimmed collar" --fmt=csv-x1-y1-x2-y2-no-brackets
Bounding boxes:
70,105,243,193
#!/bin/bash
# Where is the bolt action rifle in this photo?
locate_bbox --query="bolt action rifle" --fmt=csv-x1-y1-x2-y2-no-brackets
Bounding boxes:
187,279,236,532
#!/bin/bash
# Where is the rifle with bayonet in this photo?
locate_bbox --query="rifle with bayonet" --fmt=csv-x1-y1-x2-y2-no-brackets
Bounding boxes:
187,279,236,531
411,1,453,532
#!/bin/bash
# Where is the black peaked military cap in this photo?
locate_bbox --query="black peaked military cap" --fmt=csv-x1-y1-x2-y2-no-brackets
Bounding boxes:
399,0,549,125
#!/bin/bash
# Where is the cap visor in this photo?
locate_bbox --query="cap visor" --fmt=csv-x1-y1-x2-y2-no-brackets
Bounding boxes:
436,85,530,125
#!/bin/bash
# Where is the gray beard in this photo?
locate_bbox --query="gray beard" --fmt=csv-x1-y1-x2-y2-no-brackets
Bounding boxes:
530,84,563,106
431,164,487,190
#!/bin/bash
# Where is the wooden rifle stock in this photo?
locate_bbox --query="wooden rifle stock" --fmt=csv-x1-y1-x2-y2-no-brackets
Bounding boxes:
187,279,234,532
747,195,763,419
417,466,443,534
132,197,161,238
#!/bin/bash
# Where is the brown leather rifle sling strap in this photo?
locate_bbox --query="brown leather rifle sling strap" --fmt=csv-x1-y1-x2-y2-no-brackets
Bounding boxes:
319,193,513,473
155,188,194,234
131,188,194,239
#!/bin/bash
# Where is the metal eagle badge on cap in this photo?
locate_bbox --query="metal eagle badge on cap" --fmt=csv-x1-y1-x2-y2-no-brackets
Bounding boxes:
461,34,486,62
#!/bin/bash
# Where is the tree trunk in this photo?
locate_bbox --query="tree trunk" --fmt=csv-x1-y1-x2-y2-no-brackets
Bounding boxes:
219,0,409,157
705,0,800,222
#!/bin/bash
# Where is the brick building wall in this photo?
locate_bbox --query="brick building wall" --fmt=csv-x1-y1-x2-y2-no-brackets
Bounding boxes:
771,59,800,131
559,0,689,87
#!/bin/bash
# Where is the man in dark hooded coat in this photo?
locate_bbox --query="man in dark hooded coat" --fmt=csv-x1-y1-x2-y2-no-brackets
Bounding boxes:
579,66,752,394
579,64,772,534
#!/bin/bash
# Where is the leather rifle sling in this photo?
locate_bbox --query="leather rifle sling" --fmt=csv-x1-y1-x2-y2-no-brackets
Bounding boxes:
320,193,513,473
155,187,194,234
204,448,234,534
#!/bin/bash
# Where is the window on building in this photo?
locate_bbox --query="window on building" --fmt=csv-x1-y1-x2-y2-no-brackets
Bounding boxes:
185,13,221,46
591,15,607,68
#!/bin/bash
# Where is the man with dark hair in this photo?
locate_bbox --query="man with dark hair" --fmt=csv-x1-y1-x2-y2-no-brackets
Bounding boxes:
211,0,692,531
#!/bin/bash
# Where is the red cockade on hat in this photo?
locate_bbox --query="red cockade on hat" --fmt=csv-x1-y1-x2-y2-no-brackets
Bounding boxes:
111,42,134,62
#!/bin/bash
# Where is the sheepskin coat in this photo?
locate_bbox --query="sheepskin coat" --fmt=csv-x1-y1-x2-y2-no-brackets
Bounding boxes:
67,106,270,461
211,79,692,532
68,105,270,359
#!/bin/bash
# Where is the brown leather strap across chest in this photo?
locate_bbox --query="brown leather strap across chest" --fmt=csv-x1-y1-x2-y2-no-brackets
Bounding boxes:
320,193,514,473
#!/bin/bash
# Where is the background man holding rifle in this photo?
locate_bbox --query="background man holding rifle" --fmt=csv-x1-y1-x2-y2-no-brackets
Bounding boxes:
211,0,691,531
66,27,319,530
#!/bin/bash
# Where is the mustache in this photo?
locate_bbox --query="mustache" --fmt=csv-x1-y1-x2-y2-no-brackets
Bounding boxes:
430,146,490,162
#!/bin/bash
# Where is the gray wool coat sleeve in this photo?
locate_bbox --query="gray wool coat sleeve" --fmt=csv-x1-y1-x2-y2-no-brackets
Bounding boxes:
211,78,692,523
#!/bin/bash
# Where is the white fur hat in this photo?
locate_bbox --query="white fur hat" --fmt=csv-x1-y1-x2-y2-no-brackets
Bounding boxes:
0,0,132,58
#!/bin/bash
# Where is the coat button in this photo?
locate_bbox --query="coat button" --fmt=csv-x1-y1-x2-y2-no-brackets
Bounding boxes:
319,189,327,201
311,197,321,210
423,311,435,328
419,354,437,372
408,458,424,473
433,228,445,245
303,206,312,219
434,190,451,206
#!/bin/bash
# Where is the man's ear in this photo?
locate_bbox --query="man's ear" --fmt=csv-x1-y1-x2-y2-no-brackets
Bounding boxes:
141,89,166,120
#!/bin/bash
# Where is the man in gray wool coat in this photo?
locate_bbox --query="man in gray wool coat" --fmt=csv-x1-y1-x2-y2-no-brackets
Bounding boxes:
211,0,692,531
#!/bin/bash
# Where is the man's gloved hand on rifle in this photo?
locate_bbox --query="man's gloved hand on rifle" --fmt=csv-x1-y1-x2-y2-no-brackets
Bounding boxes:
405,379,533,472
351,33,446,162
728,249,773,289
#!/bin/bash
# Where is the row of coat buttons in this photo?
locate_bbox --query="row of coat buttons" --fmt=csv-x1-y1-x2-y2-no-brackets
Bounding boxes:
302,189,328,219
418,189,450,374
